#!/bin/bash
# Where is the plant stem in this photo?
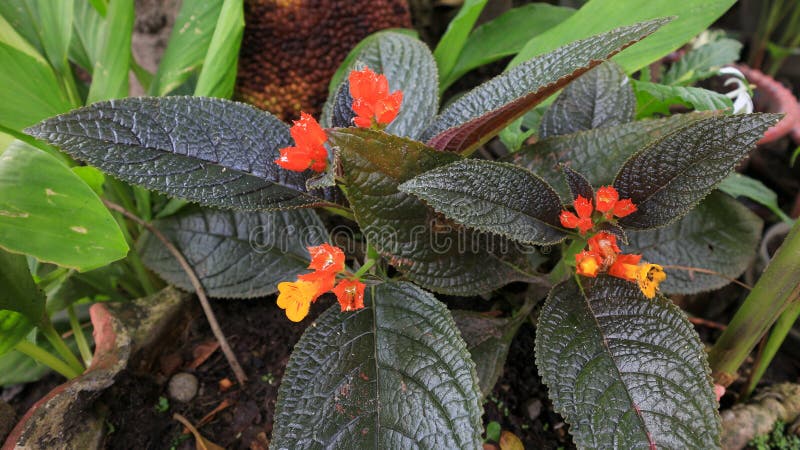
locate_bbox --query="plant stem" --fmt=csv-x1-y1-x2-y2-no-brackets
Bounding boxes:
14,340,81,379
322,205,355,221
549,237,587,284
352,258,376,279
708,220,800,387
102,199,249,385
743,300,800,397
67,304,94,366
39,317,85,375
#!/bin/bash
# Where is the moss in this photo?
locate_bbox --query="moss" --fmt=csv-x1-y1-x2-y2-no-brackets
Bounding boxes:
749,421,800,450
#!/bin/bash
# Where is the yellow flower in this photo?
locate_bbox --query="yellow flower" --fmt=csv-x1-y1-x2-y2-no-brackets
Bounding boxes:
636,263,666,299
276,280,318,322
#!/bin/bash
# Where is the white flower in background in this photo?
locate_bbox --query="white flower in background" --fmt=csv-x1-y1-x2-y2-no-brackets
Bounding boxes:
719,67,754,114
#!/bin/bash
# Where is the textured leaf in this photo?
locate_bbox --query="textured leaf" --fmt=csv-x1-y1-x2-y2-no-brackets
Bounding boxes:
512,112,716,201
614,113,780,229
561,165,594,201
332,128,535,295
626,191,762,294
272,282,483,449
510,0,735,74
441,3,574,91
539,62,635,139
399,159,566,245
322,31,438,139
139,207,327,298
0,142,128,271
535,276,721,449
0,310,33,355
662,38,742,86
422,19,668,154
0,249,45,324
26,97,339,211
632,80,732,118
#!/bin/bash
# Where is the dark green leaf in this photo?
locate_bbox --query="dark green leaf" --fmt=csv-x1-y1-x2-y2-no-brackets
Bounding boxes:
614,113,780,229
332,128,536,295
539,62,635,139
512,112,717,201
535,276,721,449
322,31,438,139
441,3,574,91
718,173,792,223
26,97,339,211
86,0,133,103
273,282,483,449
0,310,33,355
399,159,566,245
632,80,732,118
510,0,735,74
433,0,487,84
194,0,243,98
626,191,762,294
0,142,128,271
139,207,328,298
561,165,593,201
662,38,742,86
0,249,45,323
422,19,669,154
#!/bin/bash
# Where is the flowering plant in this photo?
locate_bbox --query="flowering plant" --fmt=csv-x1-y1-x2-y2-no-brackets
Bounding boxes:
26,17,780,449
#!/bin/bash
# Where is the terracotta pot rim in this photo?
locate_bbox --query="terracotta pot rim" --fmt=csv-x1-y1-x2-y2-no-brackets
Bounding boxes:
734,64,800,145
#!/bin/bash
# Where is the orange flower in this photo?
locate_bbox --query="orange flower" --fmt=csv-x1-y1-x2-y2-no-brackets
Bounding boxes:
297,270,335,300
612,198,637,218
275,112,328,172
332,279,366,311
636,263,666,299
276,280,318,322
348,67,403,128
608,253,642,281
595,186,619,213
307,243,345,273
559,195,594,234
587,232,621,264
575,251,601,277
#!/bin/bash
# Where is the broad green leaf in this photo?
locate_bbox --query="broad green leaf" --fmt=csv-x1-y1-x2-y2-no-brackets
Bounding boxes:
86,0,133,103
614,113,780,229
433,0,487,85
662,38,742,86
399,159,566,245
718,173,793,224
149,0,224,96
441,3,574,91
512,112,716,201
633,80,732,119
510,0,736,74
0,1,44,55
539,61,635,139
139,207,327,298
627,191,762,295
0,142,128,271
422,19,668,154
33,0,74,76
535,276,721,449
273,282,483,449
71,166,105,196
0,40,72,131
332,128,535,295
322,31,438,140
27,97,339,211
194,0,243,98
0,310,34,355
0,249,45,323
69,1,105,72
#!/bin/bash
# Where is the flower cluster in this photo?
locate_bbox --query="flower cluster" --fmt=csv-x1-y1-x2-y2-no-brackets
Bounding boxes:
275,66,403,173
276,244,366,322
561,187,665,299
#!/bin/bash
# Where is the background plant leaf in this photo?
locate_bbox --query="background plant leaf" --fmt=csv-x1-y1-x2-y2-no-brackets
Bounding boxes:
422,18,668,154
0,311,34,356
193,0,243,98
27,97,339,211
0,141,128,271
718,173,793,224
433,0,487,86
662,38,742,86
614,113,780,229
626,191,762,294
322,31,438,139
0,249,45,324
539,61,635,139
399,159,566,245
632,80,732,118
509,0,736,74
273,282,483,449
535,276,721,449
332,128,537,295
85,0,133,103
139,207,328,298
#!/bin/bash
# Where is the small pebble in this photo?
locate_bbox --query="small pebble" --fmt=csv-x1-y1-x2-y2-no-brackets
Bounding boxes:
168,372,199,402
525,398,543,421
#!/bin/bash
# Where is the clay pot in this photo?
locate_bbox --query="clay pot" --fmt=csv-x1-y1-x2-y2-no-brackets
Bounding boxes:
735,65,800,145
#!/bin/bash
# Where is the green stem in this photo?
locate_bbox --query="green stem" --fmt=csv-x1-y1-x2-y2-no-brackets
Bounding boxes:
744,300,800,398
549,237,587,284
67,304,93,366
323,205,355,221
39,317,84,375
708,220,800,387
14,340,81,379
353,258,376,279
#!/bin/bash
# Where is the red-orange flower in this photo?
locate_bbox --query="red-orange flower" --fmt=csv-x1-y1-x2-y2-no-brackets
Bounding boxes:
612,198,637,218
575,251,601,277
348,67,403,128
595,186,619,213
559,195,594,234
332,279,366,311
307,243,345,273
275,112,328,172
608,253,642,281
297,270,335,300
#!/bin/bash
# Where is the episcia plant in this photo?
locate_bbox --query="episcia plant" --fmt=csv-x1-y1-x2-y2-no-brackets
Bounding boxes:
24,17,781,449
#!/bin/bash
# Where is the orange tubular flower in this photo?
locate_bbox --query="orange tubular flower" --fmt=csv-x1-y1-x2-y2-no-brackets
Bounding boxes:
307,243,345,273
276,280,318,322
332,279,366,311
595,186,619,213
608,253,642,281
612,198,637,218
560,195,594,234
587,232,621,264
636,263,667,299
275,112,329,173
575,251,601,277
297,270,336,299
348,67,403,128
